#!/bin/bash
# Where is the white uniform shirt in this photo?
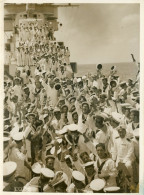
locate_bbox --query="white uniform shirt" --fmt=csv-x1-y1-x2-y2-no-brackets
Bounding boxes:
112,137,134,165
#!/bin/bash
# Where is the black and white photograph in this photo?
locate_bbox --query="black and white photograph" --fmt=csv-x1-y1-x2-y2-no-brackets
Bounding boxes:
2,1,142,193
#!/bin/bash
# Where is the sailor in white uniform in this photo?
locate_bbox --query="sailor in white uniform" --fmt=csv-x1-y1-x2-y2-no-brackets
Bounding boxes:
112,125,135,178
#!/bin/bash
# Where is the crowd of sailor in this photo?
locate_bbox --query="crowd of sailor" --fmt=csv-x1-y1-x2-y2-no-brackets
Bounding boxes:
3,21,140,193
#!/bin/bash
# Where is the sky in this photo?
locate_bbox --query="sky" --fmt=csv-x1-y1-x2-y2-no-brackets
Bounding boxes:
55,3,140,64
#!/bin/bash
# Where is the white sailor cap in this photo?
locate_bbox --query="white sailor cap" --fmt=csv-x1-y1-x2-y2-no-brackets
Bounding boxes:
35,72,41,76
64,154,72,160
26,112,36,118
4,117,10,122
64,134,73,145
61,104,68,109
42,70,46,74
53,171,68,186
3,137,10,142
132,90,139,94
93,113,105,120
55,137,63,144
12,132,24,141
55,126,68,135
54,77,59,82
50,146,62,155
64,88,70,92
117,124,127,131
3,161,17,178
72,170,85,181
120,81,127,86
82,75,87,80
14,77,21,81
43,114,49,119
130,108,139,113
111,112,123,123
4,130,10,136
69,96,76,102
133,128,139,137
104,186,120,192
82,101,89,107
82,161,94,168
67,124,78,132
41,168,55,178
90,179,106,191
120,103,131,108
45,155,56,161
58,96,65,102
77,78,82,82
54,107,61,113
73,77,77,83
43,106,49,110
32,162,42,174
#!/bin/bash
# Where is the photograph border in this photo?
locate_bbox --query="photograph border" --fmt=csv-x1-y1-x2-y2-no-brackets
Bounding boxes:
0,0,144,194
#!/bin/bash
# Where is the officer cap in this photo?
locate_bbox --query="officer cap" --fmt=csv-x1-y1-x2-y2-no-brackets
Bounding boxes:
72,171,85,181
117,124,126,132
53,171,68,186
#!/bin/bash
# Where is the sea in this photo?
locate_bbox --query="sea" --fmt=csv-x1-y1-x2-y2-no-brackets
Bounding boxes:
75,62,138,81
